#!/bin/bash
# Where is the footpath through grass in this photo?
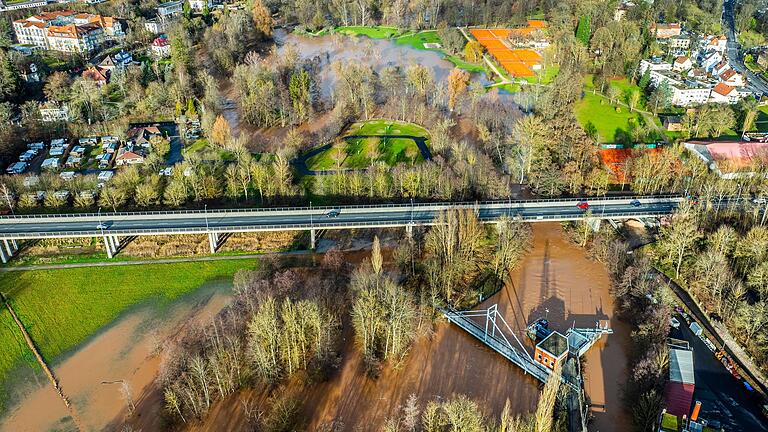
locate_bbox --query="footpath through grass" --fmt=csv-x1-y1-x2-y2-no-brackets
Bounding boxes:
0,259,256,404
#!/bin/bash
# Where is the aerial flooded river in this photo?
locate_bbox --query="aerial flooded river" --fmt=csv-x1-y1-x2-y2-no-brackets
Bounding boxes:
1,224,628,431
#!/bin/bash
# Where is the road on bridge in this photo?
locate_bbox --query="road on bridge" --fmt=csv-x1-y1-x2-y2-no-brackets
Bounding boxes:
0,196,681,239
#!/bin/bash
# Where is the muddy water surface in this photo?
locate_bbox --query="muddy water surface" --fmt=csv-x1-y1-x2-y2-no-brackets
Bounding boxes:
484,223,631,431
287,223,629,431
0,280,235,432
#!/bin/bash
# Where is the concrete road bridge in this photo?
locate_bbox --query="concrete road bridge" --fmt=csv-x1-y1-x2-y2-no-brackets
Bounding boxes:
0,195,684,262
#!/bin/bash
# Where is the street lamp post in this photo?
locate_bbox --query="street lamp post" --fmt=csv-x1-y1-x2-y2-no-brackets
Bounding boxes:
204,204,209,232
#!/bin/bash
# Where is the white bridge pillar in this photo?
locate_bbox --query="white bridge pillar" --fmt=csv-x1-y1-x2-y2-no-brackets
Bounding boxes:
0,239,18,264
208,232,219,254
310,229,316,250
104,235,114,259
406,224,413,238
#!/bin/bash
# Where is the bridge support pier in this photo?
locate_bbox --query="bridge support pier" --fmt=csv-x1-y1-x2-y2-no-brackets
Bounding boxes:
406,224,413,238
310,229,316,250
0,239,15,264
103,236,114,259
208,232,219,254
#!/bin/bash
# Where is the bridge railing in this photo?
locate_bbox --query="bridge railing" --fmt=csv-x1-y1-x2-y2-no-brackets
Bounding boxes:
0,210,675,239
0,194,684,220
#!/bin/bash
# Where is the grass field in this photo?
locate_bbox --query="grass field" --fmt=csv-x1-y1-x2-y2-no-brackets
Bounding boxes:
306,120,429,171
335,26,401,39
577,76,655,143
0,259,256,401
184,138,236,161
395,30,442,50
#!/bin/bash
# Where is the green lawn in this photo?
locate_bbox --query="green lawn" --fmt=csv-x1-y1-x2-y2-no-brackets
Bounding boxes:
395,30,442,50
0,259,256,400
306,120,429,171
524,64,560,84
577,76,658,143
0,308,36,411
575,91,647,143
335,26,401,39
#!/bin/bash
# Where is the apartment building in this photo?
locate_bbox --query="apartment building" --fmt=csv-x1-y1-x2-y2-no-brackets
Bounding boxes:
13,10,123,54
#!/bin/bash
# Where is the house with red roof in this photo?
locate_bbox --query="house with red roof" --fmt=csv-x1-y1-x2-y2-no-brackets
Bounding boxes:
710,82,739,104
152,36,171,57
82,65,110,86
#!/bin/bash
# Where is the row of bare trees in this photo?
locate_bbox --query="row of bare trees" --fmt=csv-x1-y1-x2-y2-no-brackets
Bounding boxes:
160,257,348,424
351,237,421,374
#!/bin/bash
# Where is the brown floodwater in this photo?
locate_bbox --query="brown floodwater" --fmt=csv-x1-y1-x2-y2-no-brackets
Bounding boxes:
290,223,630,431
0,280,235,432
1,224,629,431
483,223,632,431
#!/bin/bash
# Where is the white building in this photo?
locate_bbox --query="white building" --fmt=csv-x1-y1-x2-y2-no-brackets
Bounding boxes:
673,56,692,72
719,69,746,87
188,0,212,12
709,83,739,104
151,36,171,57
702,51,723,72
13,10,123,54
705,36,728,53
39,103,70,122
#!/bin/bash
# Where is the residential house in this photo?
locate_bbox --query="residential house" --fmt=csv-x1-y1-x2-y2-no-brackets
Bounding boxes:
638,66,712,106
98,153,112,169
65,156,81,168
41,157,61,170
669,35,691,50
687,67,707,79
70,146,86,157
151,36,171,57
39,103,70,122
82,65,110,85
6,162,27,175
157,1,184,19
115,148,145,166
651,22,682,39
672,56,692,72
710,82,739,104
702,52,724,72
128,125,163,147
705,35,727,53
712,60,730,77
189,0,213,12
60,171,77,181
19,63,40,83
720,69,745,87
144,19,166,35
79,137,98,145
97,170,114,183
640,58,672,73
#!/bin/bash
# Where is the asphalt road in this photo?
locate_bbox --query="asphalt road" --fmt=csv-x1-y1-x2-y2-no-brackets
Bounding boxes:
0,198,678,238
671,323,768,432
723,0,768,95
